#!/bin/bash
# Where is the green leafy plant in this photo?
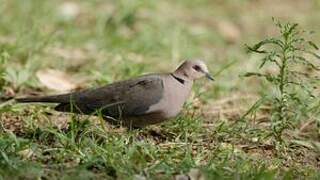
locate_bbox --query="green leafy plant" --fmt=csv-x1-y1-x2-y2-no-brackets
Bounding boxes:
3,66,33,89
244,19,320,143
0,51,10,90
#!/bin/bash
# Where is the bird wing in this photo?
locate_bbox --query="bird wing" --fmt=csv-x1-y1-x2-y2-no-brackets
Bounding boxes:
55,74,165,118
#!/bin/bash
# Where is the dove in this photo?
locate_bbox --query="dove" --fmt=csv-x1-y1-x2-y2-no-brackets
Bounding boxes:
16,60,213,128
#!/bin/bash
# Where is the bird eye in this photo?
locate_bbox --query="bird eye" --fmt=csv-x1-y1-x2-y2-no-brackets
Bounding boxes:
192,65,201,72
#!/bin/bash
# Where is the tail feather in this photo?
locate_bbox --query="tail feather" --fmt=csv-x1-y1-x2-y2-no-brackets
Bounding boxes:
15,94,71,103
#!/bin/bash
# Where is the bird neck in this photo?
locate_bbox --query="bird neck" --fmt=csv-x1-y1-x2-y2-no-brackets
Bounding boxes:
170,73,185,84
171,71,192,84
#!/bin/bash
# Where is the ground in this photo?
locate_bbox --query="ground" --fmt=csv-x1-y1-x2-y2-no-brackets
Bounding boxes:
0,0,319,179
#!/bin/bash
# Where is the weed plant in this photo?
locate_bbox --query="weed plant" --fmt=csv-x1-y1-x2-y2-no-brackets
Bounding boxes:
245,19,320,144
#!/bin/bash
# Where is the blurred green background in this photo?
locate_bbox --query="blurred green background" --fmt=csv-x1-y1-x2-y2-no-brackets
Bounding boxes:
0,0,320,179
1,0,320,94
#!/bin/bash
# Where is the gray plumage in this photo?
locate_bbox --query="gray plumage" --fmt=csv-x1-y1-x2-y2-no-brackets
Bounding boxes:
16,60,213,127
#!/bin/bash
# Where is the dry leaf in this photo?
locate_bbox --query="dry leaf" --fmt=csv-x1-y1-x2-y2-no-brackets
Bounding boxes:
188,168,205,180
58,1,80,20
36,69,78,92
18,148,34,159
3,86,15,97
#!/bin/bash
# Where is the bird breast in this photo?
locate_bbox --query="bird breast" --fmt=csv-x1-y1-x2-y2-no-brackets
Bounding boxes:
146,75,193,119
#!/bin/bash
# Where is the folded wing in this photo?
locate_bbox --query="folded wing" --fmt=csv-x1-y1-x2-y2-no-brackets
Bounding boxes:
54,75,165,118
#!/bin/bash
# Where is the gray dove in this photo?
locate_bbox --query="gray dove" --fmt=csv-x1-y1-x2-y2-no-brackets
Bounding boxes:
16,60,213,128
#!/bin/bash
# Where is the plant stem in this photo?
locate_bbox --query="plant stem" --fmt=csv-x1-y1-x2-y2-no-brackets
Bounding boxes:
277,35,290,142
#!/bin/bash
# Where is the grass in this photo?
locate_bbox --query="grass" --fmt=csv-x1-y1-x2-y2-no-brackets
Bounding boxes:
0,0,320,179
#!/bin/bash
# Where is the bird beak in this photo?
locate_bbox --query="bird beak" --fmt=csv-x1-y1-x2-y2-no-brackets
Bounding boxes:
205,72,214,81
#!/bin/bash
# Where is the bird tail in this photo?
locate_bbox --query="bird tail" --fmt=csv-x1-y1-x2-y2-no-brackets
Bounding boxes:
15,94,70,103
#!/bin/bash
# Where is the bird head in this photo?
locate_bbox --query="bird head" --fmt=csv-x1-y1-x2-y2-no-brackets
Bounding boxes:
174,60,214,81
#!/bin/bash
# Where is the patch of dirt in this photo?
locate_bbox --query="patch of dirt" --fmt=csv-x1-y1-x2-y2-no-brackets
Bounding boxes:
202,92,320,168
0,110,71,135
1,112,26,135
202,93,262,120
